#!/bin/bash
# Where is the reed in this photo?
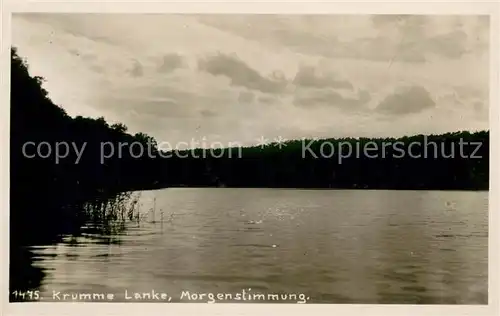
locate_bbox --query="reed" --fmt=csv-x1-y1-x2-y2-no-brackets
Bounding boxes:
82,191,142,227
151,197,157,223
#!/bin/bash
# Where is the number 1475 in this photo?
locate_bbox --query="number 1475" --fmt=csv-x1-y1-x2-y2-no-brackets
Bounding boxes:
11,290,40,300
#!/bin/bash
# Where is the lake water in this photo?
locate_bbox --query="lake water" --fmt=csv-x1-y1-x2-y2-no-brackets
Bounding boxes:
24,189,488,304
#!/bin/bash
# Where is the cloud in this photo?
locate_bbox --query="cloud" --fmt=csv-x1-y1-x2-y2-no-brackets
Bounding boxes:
473,101,484,112
371,15,489,61
257,95,280,105
157,53,184,73
197,52,288,94
344,29,468,63
197,15,438,63
376,85,435,115
200,109,217,117
67,48,80,56
294,88,370,111
215,15,487,64
65,49,105,73
426,30,468,59
238,91,255,103
371,15,407,28
293,65,353,90
454,85,487,100
67,48,97,61
196,15,340,52
12,13,489,143
472,101,488,122
371,15,427,36
100,97,187,118
89,64,105,74
128,60,144,77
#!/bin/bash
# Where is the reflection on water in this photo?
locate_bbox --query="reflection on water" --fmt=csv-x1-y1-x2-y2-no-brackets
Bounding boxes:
13,189,488,304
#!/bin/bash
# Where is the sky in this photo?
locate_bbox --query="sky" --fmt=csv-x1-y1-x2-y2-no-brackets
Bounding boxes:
12,14,490,146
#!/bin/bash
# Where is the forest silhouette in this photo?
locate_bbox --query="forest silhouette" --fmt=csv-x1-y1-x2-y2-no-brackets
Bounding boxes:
10,46,489,250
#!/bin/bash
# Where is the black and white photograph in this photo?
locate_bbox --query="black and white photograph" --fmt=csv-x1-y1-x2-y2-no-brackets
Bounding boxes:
3,2,499,315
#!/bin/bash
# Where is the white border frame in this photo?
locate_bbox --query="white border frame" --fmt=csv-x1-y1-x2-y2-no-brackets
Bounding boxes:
1,1,499,316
